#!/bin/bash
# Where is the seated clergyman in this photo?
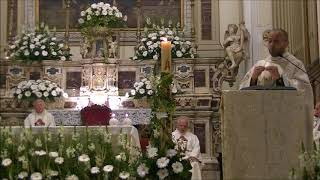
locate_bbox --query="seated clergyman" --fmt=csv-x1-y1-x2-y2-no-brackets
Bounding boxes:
24,99,56,127
172,116,202,180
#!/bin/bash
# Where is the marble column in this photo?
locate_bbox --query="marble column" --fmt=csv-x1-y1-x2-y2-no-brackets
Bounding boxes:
0,0,8,59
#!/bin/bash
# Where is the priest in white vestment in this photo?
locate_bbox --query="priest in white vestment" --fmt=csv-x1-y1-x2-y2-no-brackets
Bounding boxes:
313,102,320,142
24,99,56,127
239,29,314,108
172,116,202,180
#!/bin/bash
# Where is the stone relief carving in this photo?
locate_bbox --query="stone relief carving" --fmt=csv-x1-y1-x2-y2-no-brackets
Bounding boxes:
223,22,250,70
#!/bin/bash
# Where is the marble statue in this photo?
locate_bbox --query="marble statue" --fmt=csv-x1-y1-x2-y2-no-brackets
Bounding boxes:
223,22,249,69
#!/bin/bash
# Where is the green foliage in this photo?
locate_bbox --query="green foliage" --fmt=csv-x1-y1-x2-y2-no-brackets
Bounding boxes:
0,126,136,179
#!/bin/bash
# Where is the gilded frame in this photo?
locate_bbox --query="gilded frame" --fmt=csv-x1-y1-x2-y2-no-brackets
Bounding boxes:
35,0,184,32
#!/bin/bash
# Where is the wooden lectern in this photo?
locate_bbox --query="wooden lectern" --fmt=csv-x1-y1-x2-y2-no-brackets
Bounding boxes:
221,90,313,180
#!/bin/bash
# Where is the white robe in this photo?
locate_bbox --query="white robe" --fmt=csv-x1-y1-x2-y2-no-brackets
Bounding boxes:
240,52,314,109
24,110,56,127
313,116,320,142
172,129,202,180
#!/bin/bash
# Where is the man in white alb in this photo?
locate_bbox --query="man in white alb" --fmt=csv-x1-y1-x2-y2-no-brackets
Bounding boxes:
313,102,320,142
239,29,313,109
24,99,56,127
172,116,201,180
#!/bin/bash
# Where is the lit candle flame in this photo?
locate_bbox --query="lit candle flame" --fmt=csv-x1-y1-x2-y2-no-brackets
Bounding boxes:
112,113,115,118
125,113,128,118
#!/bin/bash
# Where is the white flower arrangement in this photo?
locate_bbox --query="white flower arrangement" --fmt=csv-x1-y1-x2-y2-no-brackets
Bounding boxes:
130,78,154,99
7,23,71,62
13,79,67,102
132,19,197,61
0,127,135,179
78,2,127,29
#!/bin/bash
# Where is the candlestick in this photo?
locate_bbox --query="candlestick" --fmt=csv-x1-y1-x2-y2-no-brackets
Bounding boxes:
123,113,132,125
109,113,119,126
160,38,172,73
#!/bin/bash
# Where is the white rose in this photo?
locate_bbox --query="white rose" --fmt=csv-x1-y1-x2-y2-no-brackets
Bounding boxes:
16,89,22,94
54,157,64,164
60,56,66,61
52,51,57,56
142,51,148,57
42,51,48,56
51,37,56,41
49,152,59,158
34,38,39,42
78,18,84,24
35,92,42,98
102,10,108,15
1,158,12,167
153,55,158,60
130,89,136,96
156,157,170,168
91,3,97,9
24,50,30,56
146,41,152,46
51,90,57,96
34,51,40,56
80,11,86,16
147,90,153,95
40,45,46,49
30,172,42,180
146,84,152,89
141,38,147,42
30,44,35,49
103,165,114,173
18,94,23,99
58,43,64,48
176,51,183,57
25,91,31,97
87,15,92,20
23,41,28,45
10,45,16,49
91,167,100,174
50,42,55,45
43,91,49,97
139,89,145,94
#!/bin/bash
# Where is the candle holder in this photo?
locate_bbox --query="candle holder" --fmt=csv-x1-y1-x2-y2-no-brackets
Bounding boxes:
109,113,119,125
122,113,132,125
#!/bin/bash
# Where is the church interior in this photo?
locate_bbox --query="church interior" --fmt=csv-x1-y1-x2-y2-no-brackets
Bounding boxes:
0,0,320,179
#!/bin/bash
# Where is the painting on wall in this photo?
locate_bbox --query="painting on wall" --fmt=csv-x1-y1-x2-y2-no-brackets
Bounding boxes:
66,72,82,89
29,72,41,80
118,71,135,89
37,0,183,30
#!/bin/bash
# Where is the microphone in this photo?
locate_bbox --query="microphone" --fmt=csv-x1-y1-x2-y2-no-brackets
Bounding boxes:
279,54,320,85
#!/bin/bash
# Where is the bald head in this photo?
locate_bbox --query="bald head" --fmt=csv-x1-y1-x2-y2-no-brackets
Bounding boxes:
315,102,320,118
267,28,289,57
33,99,46,113
176,116,189,134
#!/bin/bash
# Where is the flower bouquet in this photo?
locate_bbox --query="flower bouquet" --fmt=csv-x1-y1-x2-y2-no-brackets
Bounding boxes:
134,145,192,179
78,2,127,36
0,126,137,179
130,78,154,99
12,80,67,108
7,23,71,62
132,18,197,61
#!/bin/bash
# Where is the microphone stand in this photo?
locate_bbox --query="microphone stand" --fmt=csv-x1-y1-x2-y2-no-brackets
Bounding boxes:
279,54,320,85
